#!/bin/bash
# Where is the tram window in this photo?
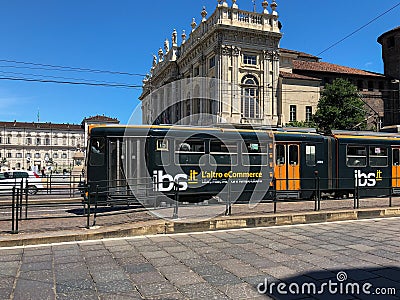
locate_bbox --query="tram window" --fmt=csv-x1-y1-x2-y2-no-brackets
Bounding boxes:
289,145,299,165
276,144,285,165
393,149,400,166
306,145,316,166
155,139,170,166
346,146,367,167
210,141,237,165
175,140,205,165
369,146,387,167
243,142,267,166
89,138,105,166
13,172,28,179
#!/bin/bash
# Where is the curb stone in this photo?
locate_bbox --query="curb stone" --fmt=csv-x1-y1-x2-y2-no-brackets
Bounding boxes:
0,207,399,247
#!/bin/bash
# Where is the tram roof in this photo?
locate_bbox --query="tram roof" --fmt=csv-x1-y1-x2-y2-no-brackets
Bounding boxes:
332,130,400,141
89,124,324,137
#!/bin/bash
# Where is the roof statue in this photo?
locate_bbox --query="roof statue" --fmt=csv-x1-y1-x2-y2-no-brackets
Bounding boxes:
181,30,187,44
191,18,197,32
271,0,279,27
271,0,278,15
158,48,164,62
262,1,269,14
232,0,238,9
164,38,169,53
172,29,177,46
201,6,207,22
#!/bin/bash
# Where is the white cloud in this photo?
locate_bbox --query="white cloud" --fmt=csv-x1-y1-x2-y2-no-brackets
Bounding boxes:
364,62,373,68
0,93,34,119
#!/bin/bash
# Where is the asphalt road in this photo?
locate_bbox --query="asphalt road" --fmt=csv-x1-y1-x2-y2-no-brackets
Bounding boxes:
0,217,399,299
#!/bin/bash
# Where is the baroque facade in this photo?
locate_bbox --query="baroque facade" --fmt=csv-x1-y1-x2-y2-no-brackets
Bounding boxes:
140,0,392,128
140,0,283,126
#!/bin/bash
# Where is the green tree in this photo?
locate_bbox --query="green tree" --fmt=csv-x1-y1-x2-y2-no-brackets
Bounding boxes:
314,78,367,134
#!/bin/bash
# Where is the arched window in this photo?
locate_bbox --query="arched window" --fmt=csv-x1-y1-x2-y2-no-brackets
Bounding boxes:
241,75,260,119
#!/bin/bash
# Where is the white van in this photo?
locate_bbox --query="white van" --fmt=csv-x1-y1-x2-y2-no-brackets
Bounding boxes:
0,171,43,195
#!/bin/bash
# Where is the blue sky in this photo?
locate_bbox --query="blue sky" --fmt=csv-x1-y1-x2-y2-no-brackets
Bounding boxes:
0,0,398,125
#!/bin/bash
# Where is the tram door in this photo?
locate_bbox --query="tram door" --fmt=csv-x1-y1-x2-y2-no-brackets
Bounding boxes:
121,138,147,195
274,143,300,191
108,138,125,194
392,148,400,191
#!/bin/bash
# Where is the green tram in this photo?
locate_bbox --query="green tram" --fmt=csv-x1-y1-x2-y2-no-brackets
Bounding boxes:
86,125,274,205
85,125,400,205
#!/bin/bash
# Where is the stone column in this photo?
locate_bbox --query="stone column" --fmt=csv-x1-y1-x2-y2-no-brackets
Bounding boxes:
272,50,280,123
231,46,241,123
219,45,231,123
263,50,272,118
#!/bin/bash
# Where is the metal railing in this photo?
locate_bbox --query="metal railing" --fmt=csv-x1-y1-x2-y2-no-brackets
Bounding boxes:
272,174,397,212
2,174,400,234
0,175,85,234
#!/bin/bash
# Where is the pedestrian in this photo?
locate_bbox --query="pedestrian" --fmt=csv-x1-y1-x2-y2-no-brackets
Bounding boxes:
41,167,46,178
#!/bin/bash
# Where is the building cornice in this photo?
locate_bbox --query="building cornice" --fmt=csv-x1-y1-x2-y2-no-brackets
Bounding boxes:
0,121,82,131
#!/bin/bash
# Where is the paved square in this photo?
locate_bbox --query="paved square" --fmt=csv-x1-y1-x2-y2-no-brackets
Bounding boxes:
0,217,399,299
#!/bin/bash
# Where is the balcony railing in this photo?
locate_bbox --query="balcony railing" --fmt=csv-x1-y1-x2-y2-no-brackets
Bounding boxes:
180,6,280,58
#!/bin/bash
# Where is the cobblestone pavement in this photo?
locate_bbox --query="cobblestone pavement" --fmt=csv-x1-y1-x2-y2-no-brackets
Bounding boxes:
0,217,399,299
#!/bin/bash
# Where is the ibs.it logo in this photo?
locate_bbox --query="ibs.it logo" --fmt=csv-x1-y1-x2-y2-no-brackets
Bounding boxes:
354,170,382,187
153,170,188,192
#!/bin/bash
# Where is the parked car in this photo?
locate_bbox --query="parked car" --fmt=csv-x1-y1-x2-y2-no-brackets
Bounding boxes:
0,171,43,195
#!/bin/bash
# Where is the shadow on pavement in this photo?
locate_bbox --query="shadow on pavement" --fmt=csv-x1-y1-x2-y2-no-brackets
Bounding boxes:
67,205,144,216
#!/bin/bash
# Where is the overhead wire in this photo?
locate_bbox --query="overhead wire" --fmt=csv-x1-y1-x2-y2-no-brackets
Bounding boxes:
0,58,146,76
317,2,400,56
0,70,136,86
0,76,142,89
0,57,147,89
0,60,146,88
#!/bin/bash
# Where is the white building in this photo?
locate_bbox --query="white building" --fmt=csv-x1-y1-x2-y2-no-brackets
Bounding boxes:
0,121,84,173
0,115,119,173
